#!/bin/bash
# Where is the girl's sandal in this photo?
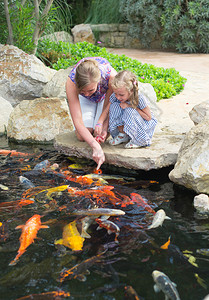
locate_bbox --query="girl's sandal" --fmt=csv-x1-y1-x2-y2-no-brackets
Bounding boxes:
109,133,129,146
125,140,141,149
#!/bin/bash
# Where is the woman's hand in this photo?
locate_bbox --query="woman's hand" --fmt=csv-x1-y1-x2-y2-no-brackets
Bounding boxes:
92,143,105,170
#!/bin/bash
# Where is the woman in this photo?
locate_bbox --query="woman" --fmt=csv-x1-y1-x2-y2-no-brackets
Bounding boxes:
66,57,117,169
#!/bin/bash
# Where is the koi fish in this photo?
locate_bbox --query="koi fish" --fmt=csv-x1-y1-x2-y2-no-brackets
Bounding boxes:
80,216,95,239
148,209,171,229
96,218,120,242
71,208,125,217
54,220,84,251
9,214,49,266
0,149,31,157
0,199,34,211
19,176,35,189
34,185,69,203
58,251,105,282
196,248,209,256
130,193,156,214
152,270,181,300
92,168,102,174
124,285,141,299
0,183,9,190
67,185,121,205
16,290,70,300
33,159,50,171
160,236,171,249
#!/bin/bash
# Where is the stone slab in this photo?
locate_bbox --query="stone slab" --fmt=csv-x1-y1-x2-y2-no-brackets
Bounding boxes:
54,131,184,171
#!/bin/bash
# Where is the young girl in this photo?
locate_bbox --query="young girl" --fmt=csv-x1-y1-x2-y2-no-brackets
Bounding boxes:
108,70,157,148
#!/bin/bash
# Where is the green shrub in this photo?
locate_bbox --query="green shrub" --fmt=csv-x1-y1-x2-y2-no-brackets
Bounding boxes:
120,0,209,53
37,40,186,101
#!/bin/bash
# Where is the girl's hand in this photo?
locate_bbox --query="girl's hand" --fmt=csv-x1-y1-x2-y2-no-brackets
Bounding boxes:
94,122,103,136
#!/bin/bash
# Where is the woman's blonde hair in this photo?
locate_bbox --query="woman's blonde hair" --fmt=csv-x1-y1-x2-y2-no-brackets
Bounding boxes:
111,70,139,109
75,59,101,91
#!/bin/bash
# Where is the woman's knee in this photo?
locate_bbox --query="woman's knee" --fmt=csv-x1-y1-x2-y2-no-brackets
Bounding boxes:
75,128,93,141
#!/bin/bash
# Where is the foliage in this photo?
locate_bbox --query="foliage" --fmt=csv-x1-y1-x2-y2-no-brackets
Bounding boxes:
8,1,35,53
161,0,209,53
120,0,209,53
1,0,72,53
85,0,123,24
119,0,163,48
37,40,187,101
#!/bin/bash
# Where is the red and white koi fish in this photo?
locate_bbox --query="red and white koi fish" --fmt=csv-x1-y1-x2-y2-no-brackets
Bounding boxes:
130,193,156,214
96,218,120,242
9,214,49,266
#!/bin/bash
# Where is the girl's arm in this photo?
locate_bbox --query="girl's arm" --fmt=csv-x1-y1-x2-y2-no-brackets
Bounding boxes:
136,106,152,121
66,77,105,169
94,68,117,135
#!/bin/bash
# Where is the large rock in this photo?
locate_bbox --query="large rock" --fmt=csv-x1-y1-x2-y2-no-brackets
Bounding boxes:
189,100,209,125
0,96,13,136
169,119,209,194
54,130,183,171
71,24,95,44
7,97,73,143
0,44,56,105
42,66,73,98
40,31,73,44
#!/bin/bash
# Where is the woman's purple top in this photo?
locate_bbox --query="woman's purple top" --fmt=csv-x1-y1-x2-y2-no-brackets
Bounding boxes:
68,57,112,103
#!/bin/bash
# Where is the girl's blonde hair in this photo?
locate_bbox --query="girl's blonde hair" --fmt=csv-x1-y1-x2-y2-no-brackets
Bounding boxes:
75,59,101,91
111,70,139,108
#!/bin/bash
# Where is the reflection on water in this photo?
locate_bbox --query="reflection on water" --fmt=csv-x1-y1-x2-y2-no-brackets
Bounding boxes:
0,137,209,300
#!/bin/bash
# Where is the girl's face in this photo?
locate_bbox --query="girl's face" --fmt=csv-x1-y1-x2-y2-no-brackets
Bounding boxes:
81,82,98,97
114,87,131,103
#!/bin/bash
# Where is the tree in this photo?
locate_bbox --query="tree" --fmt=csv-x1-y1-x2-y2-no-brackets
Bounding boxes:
3,0,54,54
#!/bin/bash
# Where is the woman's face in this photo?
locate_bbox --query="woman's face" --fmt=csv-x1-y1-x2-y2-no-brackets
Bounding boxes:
114,86,131,103
81,82,98,97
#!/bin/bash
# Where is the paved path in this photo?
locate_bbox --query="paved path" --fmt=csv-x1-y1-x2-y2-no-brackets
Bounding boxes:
108,49,209,135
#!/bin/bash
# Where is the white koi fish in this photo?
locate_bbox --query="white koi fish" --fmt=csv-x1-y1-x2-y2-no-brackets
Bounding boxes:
148,209,171,230
152,270,181,300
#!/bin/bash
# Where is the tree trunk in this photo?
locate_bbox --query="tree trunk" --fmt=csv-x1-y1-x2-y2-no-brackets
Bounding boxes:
3,0,14,45
31,0,54,54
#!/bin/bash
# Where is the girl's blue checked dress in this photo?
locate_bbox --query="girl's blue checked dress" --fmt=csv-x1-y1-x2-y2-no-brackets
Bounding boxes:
109,92,158,147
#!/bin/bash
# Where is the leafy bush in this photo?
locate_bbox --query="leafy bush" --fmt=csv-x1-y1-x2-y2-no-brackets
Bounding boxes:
120,0,209,53
37,40,187,101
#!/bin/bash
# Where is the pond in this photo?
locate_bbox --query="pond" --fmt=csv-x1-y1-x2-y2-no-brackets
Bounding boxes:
0,136,209,300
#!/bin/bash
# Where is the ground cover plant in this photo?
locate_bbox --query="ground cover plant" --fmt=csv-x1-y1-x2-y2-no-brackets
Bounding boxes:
37,40,187,101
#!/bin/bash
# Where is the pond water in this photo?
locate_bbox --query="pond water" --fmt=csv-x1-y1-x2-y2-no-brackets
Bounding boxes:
0,136,209,300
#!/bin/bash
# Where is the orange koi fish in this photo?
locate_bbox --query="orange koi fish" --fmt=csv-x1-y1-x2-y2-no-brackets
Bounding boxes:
67,185,121,205
92,168,102,174
16,290,70,300
0,149,32,157
9,214,49,266
130,193,156,214
55,220,84,251
124,285,141,300
160,236,171,249
0,199,34,211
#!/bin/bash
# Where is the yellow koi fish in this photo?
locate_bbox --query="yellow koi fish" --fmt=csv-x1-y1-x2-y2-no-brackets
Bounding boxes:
55,221,84,251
